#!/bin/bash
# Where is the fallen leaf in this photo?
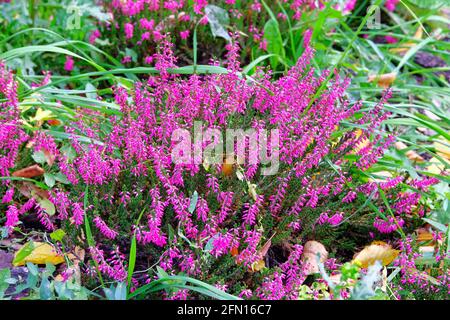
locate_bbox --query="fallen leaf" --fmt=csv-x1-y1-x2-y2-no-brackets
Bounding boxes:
301,241,328,275
368,72,397,88
426,157,449,175
434,139,450,161
222,155,235,176
65,246,85,284
390,27,423,55
368,170,393,183
13,242,64,266
249,259,265,272
394,141,424,162
47,119,61,126
12,164,44,178
352,241,399,268
18,182,49,199
43,149,56,166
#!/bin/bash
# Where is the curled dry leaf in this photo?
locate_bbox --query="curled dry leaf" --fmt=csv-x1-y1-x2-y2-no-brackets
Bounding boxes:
352,241,399,269
394,141,424,163
222,154,235,177
368,72,397,88
18,182,50,199
12,164,44,178
13,242,65,266
301,240,328,275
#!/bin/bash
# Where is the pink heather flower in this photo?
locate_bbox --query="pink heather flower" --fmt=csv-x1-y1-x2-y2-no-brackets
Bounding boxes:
144,55,154,64
385,0,400,11
385,35,398,44
141,32,150,41
124,23,134,39
89,29,101,44
20,198,36,215
93,216,118,239
180,30,190,40
64,56,74,72
36,203,55,231
5,204,19,231
342,190,357,203
193,0,208,14
90,246,127,281
328,212,344,225
121,56,132,64
2,188,14,203
259,39,268,51
139,18,155,31
72,202,84,226
344,0,357,13
225,0,236,4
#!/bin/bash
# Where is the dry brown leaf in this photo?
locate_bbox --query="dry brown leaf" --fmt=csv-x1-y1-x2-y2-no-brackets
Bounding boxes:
394,141,424,163
368,72,397,88
65,246,85,284
12,164,44,178
18,182,50,200
416,227,433,242
301,241,328,275
352,241,399,269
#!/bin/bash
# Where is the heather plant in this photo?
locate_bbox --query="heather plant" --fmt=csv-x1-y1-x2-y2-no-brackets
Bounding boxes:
1,31,444,300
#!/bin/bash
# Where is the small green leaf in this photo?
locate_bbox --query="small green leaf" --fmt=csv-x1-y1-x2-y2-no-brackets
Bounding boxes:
38,198,56,216
188,191,198,214
54,172,70,184
50,229,66,242
13,241,35,265
26,262,38,276
31,151,46,164
44,173,56,188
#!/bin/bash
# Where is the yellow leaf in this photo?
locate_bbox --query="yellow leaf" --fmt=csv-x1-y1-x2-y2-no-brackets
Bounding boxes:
390,27,423,55
426,157,449,175
249,259,265,272
13,242,65,266
30,108,54,123
368,170,393,183
368,72,397,88
352,241,399,269
434,139,450,161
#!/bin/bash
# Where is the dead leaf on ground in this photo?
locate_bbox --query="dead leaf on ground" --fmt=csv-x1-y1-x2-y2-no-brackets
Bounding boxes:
390,27,423,55
301,240,328,275
13,242,65,266
434,139,450,161
352,241,399,269
368,72,397,88
426,157,449,175
394,141,424,163
12,164,44,178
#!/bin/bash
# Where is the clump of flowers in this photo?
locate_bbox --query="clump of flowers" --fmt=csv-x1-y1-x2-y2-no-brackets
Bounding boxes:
0,33,440,299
